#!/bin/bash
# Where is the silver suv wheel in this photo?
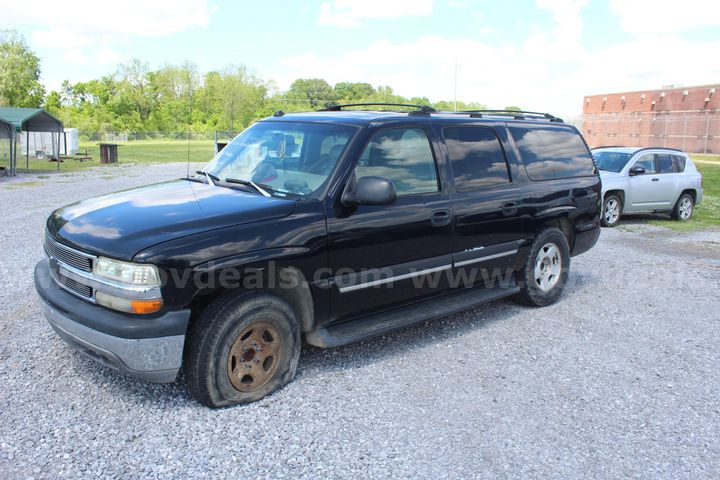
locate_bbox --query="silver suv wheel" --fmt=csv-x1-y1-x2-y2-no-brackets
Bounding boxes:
534,243,562,292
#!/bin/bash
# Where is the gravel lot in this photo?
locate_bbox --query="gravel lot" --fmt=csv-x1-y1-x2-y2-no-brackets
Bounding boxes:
1,163,719,479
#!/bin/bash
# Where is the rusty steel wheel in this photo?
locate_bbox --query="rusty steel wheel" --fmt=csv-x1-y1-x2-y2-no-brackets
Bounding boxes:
227,321,283,392
185,291,301,407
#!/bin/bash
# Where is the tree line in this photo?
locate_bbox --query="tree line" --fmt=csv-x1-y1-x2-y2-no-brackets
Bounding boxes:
1,30,521,134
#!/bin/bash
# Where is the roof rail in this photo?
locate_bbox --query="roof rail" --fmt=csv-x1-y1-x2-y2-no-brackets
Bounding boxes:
319,103,436,114
592,146,685,153
448,110,564,123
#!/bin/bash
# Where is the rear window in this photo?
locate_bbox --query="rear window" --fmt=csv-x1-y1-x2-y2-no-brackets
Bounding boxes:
671,155,687,173
443,126,510,190
509,126,595,180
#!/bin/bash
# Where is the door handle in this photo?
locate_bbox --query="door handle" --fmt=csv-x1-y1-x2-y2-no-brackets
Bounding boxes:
651,178,660,182
430,209,452,227
502,202,518,215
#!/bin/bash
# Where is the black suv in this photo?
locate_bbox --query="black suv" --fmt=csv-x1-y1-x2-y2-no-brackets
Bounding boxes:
35,105,601,407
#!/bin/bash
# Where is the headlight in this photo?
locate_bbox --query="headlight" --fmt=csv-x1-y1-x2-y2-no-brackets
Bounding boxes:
94,257,161,286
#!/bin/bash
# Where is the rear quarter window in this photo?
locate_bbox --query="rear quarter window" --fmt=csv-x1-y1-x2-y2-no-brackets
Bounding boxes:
509,126,595,181
671,155,687,173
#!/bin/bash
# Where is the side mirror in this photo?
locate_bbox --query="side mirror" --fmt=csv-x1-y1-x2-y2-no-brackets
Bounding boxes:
629,165,646,176
342,175,397,206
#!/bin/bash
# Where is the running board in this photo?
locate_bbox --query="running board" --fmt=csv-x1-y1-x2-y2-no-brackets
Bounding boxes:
305,283,519,348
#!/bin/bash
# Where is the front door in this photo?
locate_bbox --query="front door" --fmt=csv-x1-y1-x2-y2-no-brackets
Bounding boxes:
325,126,454,323
628,153,665,210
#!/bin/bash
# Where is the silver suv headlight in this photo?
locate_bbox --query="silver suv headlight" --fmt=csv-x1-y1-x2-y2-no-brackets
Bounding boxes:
93,257,163,314
94,257,161,286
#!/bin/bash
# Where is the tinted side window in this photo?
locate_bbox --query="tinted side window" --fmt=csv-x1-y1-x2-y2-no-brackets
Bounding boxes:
355,128,439,196
509,126,595,180
634,154,656,174
443,127,510,190
657,154,673,173
671,155,687,173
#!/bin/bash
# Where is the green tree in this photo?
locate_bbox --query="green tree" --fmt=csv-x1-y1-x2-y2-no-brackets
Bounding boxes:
115,59,159,128
0,30,45,107
505,106,521,111
334,82,375,103
286,78,336,109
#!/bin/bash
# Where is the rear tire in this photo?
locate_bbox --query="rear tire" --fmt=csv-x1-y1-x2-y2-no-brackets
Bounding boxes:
515,228,570,307
671,193,694,221
184,291,301,408
602,194,622,227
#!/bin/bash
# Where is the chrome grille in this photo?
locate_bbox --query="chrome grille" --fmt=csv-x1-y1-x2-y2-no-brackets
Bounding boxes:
57,272,93,298
45,233,94,272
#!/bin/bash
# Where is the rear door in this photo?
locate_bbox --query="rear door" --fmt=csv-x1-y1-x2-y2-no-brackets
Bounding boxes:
441,125,525,289
655,153,683,206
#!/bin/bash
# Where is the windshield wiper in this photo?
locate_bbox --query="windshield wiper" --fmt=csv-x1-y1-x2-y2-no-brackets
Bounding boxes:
225,177,272,197
195,170,220,186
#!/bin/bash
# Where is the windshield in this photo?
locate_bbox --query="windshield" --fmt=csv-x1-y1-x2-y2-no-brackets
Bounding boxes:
592,150,633,172
203,121,357,197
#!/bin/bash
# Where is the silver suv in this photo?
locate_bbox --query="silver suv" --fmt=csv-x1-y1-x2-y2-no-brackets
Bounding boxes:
592,147,704,227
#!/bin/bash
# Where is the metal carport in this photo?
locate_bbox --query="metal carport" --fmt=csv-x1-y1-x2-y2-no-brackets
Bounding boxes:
0,117,14,176
0,108,64,174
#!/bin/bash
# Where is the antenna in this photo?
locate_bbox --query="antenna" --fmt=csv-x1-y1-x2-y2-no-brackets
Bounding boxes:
186,67,193,179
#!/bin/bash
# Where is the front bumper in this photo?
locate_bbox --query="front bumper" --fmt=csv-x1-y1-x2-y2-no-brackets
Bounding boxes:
35,260,190,383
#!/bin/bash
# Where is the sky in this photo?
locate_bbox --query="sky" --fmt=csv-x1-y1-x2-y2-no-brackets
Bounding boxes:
2,0,720,119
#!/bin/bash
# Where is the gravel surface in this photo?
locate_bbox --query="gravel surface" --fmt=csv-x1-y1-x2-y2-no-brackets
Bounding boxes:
1,164,719,479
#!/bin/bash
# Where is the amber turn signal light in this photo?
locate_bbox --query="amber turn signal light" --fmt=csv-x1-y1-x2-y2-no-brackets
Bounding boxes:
131,299,163,314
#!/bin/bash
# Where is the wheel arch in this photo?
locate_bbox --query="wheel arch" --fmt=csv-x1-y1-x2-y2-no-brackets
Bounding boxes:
537,216,574,252
188,263,316,334
604,189,625,209
678,188,697,203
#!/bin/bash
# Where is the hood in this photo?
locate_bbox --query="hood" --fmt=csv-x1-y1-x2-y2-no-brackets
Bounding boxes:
47,179,295,260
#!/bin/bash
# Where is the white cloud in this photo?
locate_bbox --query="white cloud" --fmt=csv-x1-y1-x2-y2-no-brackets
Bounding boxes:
62,49,89,65
609,0,720,34
31,28,93,50
3,0,214,72
275,36,555,111
318,0,434,27
2,0,215,37
275,0,720,120
524,0,588,62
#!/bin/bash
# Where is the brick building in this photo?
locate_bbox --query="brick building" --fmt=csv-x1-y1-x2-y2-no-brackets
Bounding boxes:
582,84,720,153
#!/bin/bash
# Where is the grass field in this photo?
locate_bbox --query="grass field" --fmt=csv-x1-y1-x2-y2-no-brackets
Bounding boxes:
4,139,215,173
648,158,719,230
3,139,719,230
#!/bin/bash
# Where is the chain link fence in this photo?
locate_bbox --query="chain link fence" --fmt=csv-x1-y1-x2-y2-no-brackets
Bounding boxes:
583,112,719,153
79,131,218,142
1,132,218,174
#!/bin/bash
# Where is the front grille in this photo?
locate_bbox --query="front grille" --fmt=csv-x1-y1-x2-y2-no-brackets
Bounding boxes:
45,234,94,272
57,272,93,298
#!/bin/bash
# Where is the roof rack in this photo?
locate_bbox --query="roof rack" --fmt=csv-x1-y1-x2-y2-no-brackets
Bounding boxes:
592,146,685,153
447,110,564,123
319,103,436,114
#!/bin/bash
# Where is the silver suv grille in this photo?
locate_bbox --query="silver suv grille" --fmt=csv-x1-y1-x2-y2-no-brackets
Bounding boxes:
56,272,93,298
44,233,94,272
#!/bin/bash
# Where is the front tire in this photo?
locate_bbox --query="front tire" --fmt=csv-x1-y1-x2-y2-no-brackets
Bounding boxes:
185,291,301,408
515,228,570,307
602,195,622,227
671,193,694,221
